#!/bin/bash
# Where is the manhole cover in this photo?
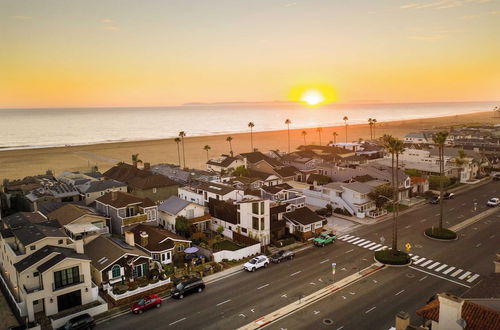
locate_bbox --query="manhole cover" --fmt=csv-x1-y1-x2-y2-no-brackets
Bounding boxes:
414,244,423,249
406,273,415,278
323,319,334,325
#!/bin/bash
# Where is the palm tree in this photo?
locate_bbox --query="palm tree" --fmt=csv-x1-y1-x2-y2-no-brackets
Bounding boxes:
332,131,338,144
226,136,234,157
372,119,377,139
393,138,405,219
178,131,186,169
368,118,374,140
248,122,255,151
316,127,323,146
131,153,143,168
174,137,181,167
203,145,211,161
285,119,291,153
301,130,307,145
382,134,398,253
433,131,449,231
343,116,349,143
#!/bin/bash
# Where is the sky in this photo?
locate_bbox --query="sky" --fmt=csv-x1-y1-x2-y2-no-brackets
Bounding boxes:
1,0,499,108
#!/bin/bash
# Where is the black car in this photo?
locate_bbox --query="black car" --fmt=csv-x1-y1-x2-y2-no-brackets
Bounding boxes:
430,196,440,204
270,250,295,263
171,277,205,299
57,313,95,330
443,192,455,199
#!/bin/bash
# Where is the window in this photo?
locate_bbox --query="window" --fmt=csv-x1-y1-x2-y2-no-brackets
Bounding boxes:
177,245,185,252
237,212,240,224
33,271,39,277
260,218,265,231
260,202,264,215
165,251,171,260
54,266,80,289
111,265,121,278
86,194,90,198
241,228,247,233
252,217,259,230
58,240,63,245
30,246,36,251
252,203,259,214
133,264,146,278
153,254,160,261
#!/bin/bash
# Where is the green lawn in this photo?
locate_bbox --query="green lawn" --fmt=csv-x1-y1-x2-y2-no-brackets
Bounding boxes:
214,240,244,251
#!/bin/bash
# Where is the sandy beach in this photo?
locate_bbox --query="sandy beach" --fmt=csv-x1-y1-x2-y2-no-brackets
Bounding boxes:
1,110,498,181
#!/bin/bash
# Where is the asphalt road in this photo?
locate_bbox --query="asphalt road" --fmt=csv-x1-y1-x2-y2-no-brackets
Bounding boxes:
99,180,499,330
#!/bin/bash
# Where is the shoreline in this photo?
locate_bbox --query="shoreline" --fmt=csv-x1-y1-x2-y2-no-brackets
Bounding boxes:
0,110,497,180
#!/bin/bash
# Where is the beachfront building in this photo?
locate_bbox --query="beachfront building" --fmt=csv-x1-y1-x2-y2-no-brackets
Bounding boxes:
259,183,306,209
151,163,222,184
283,207,325,241
77,179,127,205
157,196,211,233
24,180,81,212
404,132,432,144
57,171,103,186
206,155,246,174
178,181,244,206
126,224,191,265
0,212,101,325
95,191,158,235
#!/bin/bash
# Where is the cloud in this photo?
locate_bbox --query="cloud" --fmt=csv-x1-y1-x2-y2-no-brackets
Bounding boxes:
104,26,119,31
101,18,113,23
400,0,492,10
11,15,32,20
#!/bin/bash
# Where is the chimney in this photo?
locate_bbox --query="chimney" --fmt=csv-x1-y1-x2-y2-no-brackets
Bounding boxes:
111,190,118,201
395,311,410,330
74,238,84,254
144,162,151,171
437,293,465,330
125,231,135,247
140,231,149,247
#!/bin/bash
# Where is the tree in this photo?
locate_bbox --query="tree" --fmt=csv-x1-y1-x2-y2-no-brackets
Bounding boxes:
382,134,399,253
332,131,338,144
433,131,449,231
226,136,234,157
248,122,255,151
174,137,182,167
178,131,187,169
216,225,224,235
325,203,333,215
393,138,405,218
285,119,291,153
343,116,349,143
301,130,307,145
232,165,250,177
175,215,192,238
368,118,374,140
368,184,394,208
203,145,211,161
372,119,377,139
316,127,323,146
131,153,142,167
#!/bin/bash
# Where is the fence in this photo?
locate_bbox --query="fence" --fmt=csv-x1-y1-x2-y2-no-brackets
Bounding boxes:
50,299,108,329
0,268,27,323
213,243,261,262
106,277,171,301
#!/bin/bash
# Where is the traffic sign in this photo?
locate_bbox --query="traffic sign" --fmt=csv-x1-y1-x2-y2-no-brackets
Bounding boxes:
405,243,412,251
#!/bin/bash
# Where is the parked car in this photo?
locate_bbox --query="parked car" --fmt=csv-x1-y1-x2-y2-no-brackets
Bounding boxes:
57,313,95,330
491,173,500,180
443,192,455,199
486,198,500,207
313,232,337,247
131,294,162,314
315,208,332,217
243,255,269,272
270,250,295,263
171,277,205,299
430,196,440,204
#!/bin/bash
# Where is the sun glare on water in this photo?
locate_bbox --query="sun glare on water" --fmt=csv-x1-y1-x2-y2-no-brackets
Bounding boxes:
301,89,325,106
289,85,336,107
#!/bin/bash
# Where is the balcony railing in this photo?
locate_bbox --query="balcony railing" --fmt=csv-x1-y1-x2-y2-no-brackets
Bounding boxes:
121,213,148,226
23,284,43,294
52,275,84,291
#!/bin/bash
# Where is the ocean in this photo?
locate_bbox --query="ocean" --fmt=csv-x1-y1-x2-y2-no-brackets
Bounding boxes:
0,101,496,150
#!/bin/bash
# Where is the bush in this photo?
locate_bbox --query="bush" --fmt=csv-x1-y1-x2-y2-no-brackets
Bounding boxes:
149,278,159,285
425,227,457,240
374,249,411,265
275,237,295,247
127,282,138,291
112,284,128,295
334,208,351,216
429,176,451,190
424,191,436,199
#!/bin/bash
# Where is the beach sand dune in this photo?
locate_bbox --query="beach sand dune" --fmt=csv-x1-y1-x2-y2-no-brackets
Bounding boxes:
0,111,498,180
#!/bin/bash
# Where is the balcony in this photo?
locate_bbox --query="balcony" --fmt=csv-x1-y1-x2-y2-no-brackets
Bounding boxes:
52,275,84,291
24,284,43,294
120,213,148,226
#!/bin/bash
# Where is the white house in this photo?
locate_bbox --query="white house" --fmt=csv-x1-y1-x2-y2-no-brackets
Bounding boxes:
158,196,210,233
283,207,325,240
404,132,431,144
77,179,127,205
206,155,246,174
178,181,244,206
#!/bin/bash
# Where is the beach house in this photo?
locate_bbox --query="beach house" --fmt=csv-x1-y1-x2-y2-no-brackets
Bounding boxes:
178,181,244,206
206,154,246,174
157,196,211,233
24,180,82,212
77,179,127,205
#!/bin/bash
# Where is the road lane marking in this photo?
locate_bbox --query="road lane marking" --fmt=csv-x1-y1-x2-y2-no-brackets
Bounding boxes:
363,242,377,249
427,262,440,270
339,235,350,240
320,259,330,264
467,274,480,283
458,271,471,280
358,241,373,247
419,276,428,282
365,306,376,314
409,266,471,288
450,208,455,211
490,235,496,239
462,203,466,206
395,289,405,296
169,317,187,326
347,237,361,243
420,219,427,222
442,266,455,275
336,326,344,330
411,255,419,260
257,284,269,290
345,249,354,253
405,225,411,229
476,243,482,248
420,260,433,267
451,269,463,277
217,299,231,306
340,235,353,241
435,213,440,217
375,246,387,251
435,264,448,272
413,257,426,265
290,271,302,277
354,239,367,245
369,244,382,250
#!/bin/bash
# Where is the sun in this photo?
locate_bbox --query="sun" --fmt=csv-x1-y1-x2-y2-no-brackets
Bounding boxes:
301,89,325,106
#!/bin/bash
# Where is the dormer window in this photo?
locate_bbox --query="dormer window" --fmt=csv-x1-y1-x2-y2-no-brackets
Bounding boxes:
30,246,36,251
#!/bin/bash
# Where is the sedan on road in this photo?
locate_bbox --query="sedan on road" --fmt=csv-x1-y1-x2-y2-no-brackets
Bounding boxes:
486,198,500,207
443,192,455,199
313,232,337,247
171,277,205,299
131,294,162,314
243,255,269,272
270,250,295,263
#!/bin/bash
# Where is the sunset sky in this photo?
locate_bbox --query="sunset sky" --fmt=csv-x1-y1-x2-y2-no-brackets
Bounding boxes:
1,0,499,108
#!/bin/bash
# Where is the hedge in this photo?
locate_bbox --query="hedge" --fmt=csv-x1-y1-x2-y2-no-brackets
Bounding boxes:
425,227,457,240
374,249,411,265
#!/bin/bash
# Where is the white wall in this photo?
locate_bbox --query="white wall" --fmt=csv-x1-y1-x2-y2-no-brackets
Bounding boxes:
213,243,261,262
178,188,204,205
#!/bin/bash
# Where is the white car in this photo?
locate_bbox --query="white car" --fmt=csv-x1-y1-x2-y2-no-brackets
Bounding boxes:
486,198,500,207
243,255,269,272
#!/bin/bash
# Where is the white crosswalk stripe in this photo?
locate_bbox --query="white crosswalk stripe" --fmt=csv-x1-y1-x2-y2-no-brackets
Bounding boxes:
467,274,480,283
350,238,365,244
340,235,353,241
363,242,377,249
358,241,373,247
435,264,448,272
375,246,387,251
458,271,471,280
427,262,440,270
348,237,361,243
413,258,427,265
339,235,351,240
451,269,463,277
355,239,368,246
442,267,455,275
420,260,433,267
369,244,382,250
411,255,419,260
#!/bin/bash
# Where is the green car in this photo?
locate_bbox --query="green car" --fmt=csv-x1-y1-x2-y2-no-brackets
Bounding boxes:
313,232,337,247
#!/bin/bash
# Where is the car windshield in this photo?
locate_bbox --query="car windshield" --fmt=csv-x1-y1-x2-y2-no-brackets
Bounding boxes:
138,299,146,306
249,259,257,264
176,283,184,290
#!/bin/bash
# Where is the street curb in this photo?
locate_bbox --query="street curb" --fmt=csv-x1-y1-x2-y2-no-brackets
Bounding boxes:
449,207,500,232
423,231,458,242
372,255,412,268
